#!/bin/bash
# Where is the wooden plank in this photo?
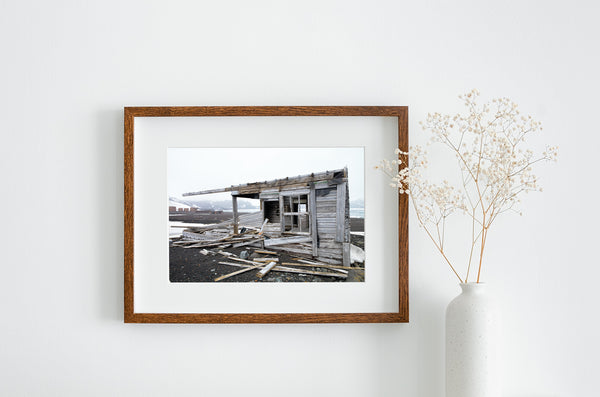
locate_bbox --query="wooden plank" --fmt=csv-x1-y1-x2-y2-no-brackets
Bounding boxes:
316,210,337,216
258,218,269,235
214,263,262,281
293,258,331,266
317,197,337,202
317,195,337,201
273,266,346,279
335,182,346,242
226,256,259,265
253,257,279,262
176,241,233,249
314,241,343,249
329,268,349,275
215,261,347,279
259,192,279,200
257,261,277,278
254,249,278,255
281,262,359,271
316,247,345,255
316,215,337,220
316,206,337,211
232,239,264,248
280,188,310,196
183,186,233,196
264,236,312,247
263,244,308,254
317,224,337,229
316,252,344,260
317,233,338,239
284,251,342,264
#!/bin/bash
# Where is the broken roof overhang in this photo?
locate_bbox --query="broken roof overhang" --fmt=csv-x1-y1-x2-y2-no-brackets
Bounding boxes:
182,168,347,197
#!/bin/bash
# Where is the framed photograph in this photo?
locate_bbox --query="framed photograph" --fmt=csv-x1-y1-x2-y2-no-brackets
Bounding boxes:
124,106,408,323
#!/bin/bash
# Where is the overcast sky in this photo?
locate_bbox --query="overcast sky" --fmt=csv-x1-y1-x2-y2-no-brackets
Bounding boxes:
168,147,364,202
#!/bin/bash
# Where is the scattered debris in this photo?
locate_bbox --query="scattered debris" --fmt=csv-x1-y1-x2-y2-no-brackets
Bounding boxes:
169,177,366,282
216,260,348,280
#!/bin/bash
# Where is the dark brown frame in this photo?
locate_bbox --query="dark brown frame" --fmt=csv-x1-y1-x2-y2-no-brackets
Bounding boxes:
124,106,408,323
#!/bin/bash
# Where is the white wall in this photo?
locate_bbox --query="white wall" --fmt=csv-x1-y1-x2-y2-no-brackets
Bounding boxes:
1,1,597,396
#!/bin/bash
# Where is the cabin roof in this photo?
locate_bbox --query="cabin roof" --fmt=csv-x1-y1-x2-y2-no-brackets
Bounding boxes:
183,167,347,197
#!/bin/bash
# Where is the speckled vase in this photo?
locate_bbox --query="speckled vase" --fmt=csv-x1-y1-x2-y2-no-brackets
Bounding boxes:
446,283,499,397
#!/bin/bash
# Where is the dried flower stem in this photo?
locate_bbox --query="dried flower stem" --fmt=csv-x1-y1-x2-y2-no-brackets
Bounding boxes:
409,193,464,283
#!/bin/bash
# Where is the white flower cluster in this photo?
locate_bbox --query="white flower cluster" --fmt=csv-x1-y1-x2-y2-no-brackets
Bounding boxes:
379,90,558,282
378,146,466,227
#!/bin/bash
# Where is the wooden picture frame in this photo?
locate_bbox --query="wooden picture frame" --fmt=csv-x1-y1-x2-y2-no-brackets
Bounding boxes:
124,106,408,323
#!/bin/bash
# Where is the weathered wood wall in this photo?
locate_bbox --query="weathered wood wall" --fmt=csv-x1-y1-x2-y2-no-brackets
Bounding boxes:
253,177,350,265
314,183,350,265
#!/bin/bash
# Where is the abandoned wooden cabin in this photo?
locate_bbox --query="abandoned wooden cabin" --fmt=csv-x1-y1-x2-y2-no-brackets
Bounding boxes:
182,168,352,265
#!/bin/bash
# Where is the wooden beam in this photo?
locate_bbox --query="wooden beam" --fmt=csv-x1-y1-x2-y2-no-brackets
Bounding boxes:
279,188,310,196
342,242,351,267
257,261,277,278
232,195,239,235
297,195,302,233
186,169,345,198
258,218,269,235
309,185,318,256
183,186,233,196
254,249,278,255
279,195,285,234
232,238,264,248
335,182,347,243
270,266,346,279
214,263,263,282
281,262,360,271
253,257,279,262
264,236,312,247
216,261,347,279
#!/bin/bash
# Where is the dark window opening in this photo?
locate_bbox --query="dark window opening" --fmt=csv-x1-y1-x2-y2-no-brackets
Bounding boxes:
263,200,280,223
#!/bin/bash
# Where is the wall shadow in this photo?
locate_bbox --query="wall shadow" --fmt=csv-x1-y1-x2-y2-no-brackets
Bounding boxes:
93,108,124,322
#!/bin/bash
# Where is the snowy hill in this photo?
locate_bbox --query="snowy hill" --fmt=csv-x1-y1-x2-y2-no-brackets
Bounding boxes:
168,197,194,209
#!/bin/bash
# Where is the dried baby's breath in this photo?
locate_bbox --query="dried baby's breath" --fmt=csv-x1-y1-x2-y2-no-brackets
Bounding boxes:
378,90,557,282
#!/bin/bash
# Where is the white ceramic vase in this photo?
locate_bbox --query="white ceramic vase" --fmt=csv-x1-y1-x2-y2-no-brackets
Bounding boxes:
446,282,499,397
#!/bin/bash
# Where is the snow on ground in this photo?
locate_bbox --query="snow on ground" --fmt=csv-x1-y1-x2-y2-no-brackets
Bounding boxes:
169,221,213,237
350,244,365,264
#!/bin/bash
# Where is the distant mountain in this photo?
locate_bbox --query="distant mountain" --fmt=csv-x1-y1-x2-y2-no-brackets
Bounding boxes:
350,198,364,208
169,197,196,208
169,197,259,211
168,198,193,209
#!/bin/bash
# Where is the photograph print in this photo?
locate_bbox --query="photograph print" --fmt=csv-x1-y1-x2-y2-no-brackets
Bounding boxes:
168,147,365,283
